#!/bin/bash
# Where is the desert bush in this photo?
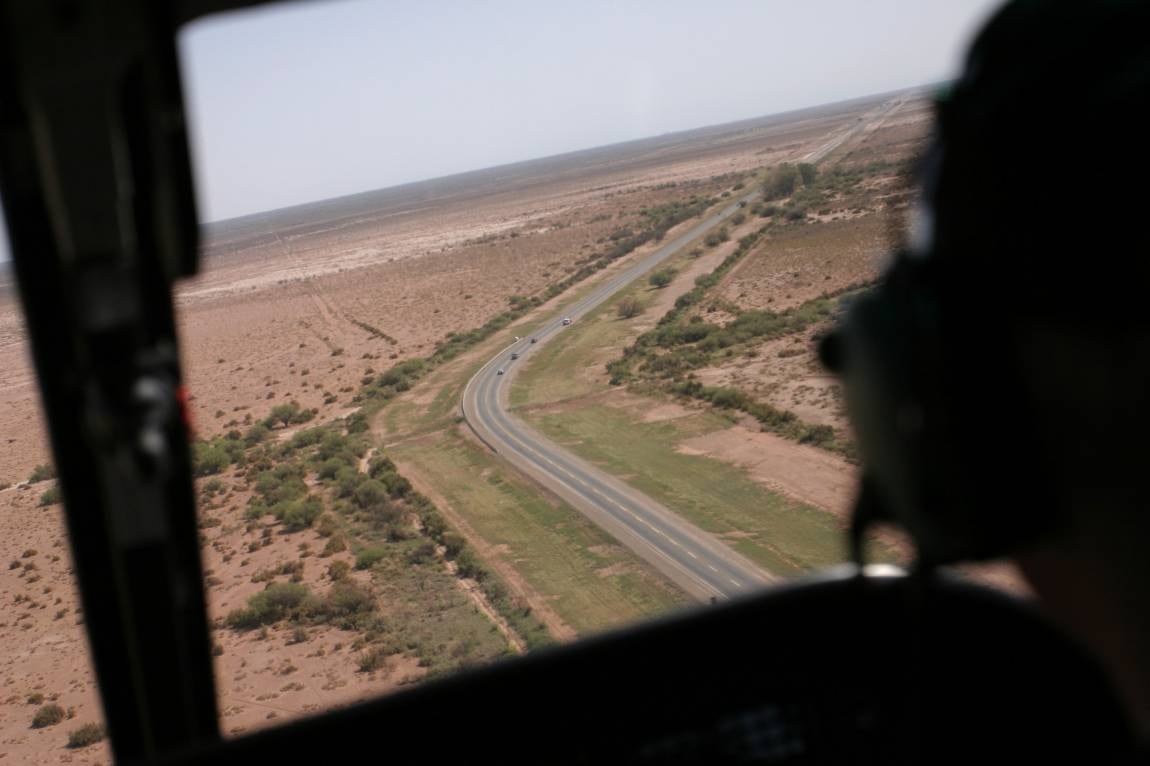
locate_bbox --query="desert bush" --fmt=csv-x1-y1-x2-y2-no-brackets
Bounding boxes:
280,496,323,532
798,162,818,186
322,536,347,558
327,560,351,581
315,514,338,537
357,646,391,673
225,582,313,630
316,432,350,461
243,422,270,446
319,581,376,628
38,487,61,507
353,479,389,509
730,212,746,225
454,549,488,582
441,533,467,560
785,205,808,221
67,723,104,748
31,704,65,728
267,402,314,428
28,464,55,483
355,546,388,570
408,541,437,565
289,426,325,450
617,297,643,319
703,227,729,247
762,163,800,200
334,467,361,498
648,269,675,289
316,458,346,481
193,442,230,477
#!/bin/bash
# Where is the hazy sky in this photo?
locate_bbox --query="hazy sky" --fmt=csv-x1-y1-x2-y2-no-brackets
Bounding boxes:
0,0,1004,261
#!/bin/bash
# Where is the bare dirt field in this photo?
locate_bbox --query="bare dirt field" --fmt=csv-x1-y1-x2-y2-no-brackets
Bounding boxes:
3,88,991,760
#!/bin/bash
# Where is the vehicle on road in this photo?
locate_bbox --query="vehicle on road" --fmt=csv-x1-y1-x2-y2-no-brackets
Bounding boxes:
530,337,537,344
737,201,746,208
562,317,572,325
497,369,504,375
511,352,520,360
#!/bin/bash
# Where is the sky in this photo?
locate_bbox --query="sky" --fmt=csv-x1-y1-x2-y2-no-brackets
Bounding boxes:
0,0,1004,262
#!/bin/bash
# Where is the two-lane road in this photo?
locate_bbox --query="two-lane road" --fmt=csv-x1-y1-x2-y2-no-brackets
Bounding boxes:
462,193,774,601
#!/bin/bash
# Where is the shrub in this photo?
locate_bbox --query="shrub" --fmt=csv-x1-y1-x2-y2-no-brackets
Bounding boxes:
67,723,104,748
454,549,487,582
225,582,312,630
441,533,467,560
315,514,338,537
267,402,314,428
38,487,61,507
703,227,729,247
316,458,346,481
327,560,351,581
322,536,347,557
357,646,391,673
280,496,323,532
616,297,643,319
798,162,818,186
243,422,270,446
27,692,44,705
648,269,675,289
289,426,325,450
317,432,350,461
408,541,437,564
193,443,230,477
353,479,389,509
355,546,388,570
762,163,799,200
345,412,369,434
28,464,56,483
320,581,376,628
31,704,65,728
730,212,746,225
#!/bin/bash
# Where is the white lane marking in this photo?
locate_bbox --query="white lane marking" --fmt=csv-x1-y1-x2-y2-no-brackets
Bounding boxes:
478,394,732,595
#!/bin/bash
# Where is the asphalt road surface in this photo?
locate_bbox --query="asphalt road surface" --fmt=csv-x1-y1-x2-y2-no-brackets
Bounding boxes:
462,192,774,601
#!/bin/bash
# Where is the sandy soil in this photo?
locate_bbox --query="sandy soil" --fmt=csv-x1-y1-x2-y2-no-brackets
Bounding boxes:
678,423,856,515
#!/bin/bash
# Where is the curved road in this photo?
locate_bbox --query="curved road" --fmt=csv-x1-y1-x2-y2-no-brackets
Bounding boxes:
462,192,773,601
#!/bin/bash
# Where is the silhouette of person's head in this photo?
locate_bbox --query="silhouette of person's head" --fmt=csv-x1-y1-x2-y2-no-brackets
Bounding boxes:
831,0,1150,739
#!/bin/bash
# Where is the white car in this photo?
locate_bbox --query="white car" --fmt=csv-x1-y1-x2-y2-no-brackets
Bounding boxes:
510,353,520,360
497,369,504,376
561,317,572,326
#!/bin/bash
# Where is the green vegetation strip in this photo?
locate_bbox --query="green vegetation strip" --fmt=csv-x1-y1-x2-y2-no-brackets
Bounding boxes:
599,217,874,459
195,410,551,677
391,432,689,635
529,403,847,577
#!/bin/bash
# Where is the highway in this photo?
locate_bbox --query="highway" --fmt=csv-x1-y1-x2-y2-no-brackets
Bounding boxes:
461,192,774,601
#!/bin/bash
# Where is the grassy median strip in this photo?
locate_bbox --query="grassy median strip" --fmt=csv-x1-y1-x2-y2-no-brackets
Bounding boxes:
528,403,847,577
390,432,690,635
